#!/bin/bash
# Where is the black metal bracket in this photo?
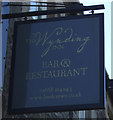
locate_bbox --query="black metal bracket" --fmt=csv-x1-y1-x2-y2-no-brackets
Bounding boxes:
2,3,65,8
2,4,104,19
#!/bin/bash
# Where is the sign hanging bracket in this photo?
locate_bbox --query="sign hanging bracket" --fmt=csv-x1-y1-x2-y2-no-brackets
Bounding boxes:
2,4,105,19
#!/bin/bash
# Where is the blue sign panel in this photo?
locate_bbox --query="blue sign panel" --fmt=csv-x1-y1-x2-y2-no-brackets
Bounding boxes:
8,14,105,114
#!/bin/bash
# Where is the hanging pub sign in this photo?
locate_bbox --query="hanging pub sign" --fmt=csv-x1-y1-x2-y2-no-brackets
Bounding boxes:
8,13,105,114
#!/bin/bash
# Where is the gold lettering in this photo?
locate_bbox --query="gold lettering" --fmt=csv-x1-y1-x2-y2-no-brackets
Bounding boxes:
25,27,90,58
31,72,41,79
80,67,88,75
42,71,48,79
61,59,71,68
73,69,80,76
60,70,67,77
41,27,63,58
48,61,53,68
37,72,41,79
47,71,53,78
77,37,90,53
53,60,59,68
67,69,73,77
53,70,60,78
41,32,48,46
33,32,42,46
25,61,88,80
64,28,73,42
41,41,53,58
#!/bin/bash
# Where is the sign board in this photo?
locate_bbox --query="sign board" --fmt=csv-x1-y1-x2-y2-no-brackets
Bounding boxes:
8,14,105,114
